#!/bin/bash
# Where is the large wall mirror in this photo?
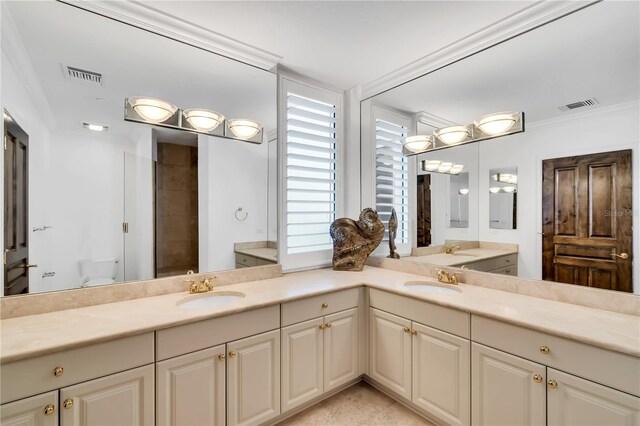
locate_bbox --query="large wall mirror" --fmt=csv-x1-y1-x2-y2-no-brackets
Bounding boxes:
361,1,639,294
1,1,277,296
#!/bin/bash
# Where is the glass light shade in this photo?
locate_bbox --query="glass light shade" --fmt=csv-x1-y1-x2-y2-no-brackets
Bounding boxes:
438,164,452,173
474,112,518,136
423,160,441,171
450,165,464,175
434,125,469,145
458,188,469,195
228,119,261,139
503,186,517,193
183,109,224,132
489,187,501,194
493,173,518,184
129,97,177,123
403,135,432,153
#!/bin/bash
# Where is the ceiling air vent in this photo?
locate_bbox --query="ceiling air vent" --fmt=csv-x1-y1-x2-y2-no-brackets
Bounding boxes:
62,65,103,87
557,98,598,111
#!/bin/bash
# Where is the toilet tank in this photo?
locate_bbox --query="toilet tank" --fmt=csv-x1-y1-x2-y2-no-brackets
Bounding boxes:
80,257,118,279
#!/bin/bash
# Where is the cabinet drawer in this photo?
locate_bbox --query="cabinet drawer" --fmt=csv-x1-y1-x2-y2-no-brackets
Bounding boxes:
472,315,640,397
489,265,517,276
0,333,154,404
156,305,280,361
369,288,469,338
235,254,257,267
281,287,361,327
0,390,58,425
466,254,517,272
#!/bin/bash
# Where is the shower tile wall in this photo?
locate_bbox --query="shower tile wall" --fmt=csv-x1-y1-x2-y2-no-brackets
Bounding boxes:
155,143,198,277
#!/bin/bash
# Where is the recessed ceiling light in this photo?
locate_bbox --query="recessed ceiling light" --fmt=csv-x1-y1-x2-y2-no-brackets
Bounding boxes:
83,122,108,132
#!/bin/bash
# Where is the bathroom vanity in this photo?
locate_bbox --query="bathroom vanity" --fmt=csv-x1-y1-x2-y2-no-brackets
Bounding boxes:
1,266,638,425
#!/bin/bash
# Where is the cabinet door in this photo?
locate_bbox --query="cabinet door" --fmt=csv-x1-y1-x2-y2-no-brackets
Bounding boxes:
156,345,225,426
281,317,324,413
547,368,640,426
1,391,58,426
472,343,545,426
324,307,359,392
412,322,470,425
369,308,412,400
60,364,154,426
227,329,280,426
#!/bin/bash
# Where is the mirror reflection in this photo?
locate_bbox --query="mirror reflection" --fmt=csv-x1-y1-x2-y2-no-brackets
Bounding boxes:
1,2,277,296
362,1,638,293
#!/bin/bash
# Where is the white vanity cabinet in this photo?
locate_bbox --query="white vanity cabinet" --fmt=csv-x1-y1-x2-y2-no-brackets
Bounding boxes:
0,391,59,426
280,288,361,413
368,289,471,426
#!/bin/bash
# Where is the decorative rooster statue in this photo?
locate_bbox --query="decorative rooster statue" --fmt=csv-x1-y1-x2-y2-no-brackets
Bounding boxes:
329,208,385,271
388,208,400,259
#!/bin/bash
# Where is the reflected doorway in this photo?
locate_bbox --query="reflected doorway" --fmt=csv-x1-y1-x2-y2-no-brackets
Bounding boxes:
542,149,632,292
417,174,431,247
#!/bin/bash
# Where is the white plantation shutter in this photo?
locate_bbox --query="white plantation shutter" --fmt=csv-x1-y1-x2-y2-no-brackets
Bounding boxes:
280,78,342,269
375,119,409,244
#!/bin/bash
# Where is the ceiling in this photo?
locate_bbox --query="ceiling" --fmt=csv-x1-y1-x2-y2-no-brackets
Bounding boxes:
141,0,537,89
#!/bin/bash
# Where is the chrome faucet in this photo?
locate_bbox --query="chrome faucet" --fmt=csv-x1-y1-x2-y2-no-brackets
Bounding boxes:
445,245,461,254
436,269,462,285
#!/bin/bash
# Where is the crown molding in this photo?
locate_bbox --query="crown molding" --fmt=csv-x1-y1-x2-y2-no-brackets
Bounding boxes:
1,3,57,131
527,100,639,129
361,0,600,100
415,111,456,128
62,0,282,71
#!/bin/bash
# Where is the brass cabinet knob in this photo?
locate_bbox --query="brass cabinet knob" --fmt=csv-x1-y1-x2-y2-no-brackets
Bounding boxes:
411,329,417,336
319,323,326,330
548,379,558,389
321,303,329,309
403,326,411,333
63,399,73,409
325,322,332,328
539,346,550,354
44,404,55,415
228,350,237,358
53,366,64,377
533,374,543,383
218,354,225,361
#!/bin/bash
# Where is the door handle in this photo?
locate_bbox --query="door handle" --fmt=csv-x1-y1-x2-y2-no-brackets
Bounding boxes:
19,263,38,269
611,250,629,260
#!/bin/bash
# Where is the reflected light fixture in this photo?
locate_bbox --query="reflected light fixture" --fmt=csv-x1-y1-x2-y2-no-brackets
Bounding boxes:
503,186,517,193
227,119,262,139
403,135,433,153
83,122,108,132
434,125,470,145
183,109,224,132
492,173,518,184
128,97,177,123
475,112,519,136
458,188,469,195
489,187,501,194
421,160,465,175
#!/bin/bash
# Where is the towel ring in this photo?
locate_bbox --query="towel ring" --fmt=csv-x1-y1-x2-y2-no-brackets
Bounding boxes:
235,207,248,222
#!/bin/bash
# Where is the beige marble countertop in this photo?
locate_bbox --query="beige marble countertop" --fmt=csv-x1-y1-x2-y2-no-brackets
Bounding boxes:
1,266,638,363
235,247,278,262
405,248,517,267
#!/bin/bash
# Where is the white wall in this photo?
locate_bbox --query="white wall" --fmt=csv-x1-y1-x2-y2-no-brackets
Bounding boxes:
478,104,640,293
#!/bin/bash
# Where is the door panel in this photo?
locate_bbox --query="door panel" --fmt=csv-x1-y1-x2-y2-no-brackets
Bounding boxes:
324,308,359,392
0,391,58,426
542,150,632,292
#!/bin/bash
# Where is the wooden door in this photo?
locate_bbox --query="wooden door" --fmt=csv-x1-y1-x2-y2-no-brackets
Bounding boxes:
542,150,633,292
324,308,359,392
3,115,30,296
547,368,639,425
156,345,225,426
60,365,154,426
412,322,470,426
369,308,412,400
417,174,431,247
472,343,546,426
281,317,324,413
0,391,58,426
227,329,280,426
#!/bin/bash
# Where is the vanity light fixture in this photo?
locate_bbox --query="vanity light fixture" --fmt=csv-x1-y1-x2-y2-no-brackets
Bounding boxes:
492,173,518,184
227,119,262,139
489,187,501,194
83,122,108,132
420,160,465,175
403,135,433,153
502,186,517,193
402,111,524,156
128,97,177,123
183,109,224,132
489,186,517,194
458,188,470,195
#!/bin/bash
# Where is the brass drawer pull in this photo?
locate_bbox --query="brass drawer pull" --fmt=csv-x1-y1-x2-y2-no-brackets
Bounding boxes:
539,345,550,354
403,326,411,334
533,374,543,383
548,379,558,389
53,366,64,377
44,404,55,415
63,399,73,409
228,350,237,358
325,322,332,328
321,303,329,309
319,323,326,330
218,354,225,361
411,329,417,336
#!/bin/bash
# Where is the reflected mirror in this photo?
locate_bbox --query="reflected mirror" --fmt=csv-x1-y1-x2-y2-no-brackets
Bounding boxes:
1,2,277,296
489,167,517,230
362,1,638,293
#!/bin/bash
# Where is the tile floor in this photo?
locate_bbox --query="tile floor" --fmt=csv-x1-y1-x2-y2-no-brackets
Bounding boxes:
276,382,434,425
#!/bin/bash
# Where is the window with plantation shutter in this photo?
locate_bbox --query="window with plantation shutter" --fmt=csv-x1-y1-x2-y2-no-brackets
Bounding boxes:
375,119,409,244
281,79,341,265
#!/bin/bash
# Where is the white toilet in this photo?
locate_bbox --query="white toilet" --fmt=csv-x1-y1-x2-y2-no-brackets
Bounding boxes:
80,258,118,287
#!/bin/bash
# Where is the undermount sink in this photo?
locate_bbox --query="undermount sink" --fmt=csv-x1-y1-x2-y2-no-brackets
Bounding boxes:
404,281,462,294
451,252,478,257
177,291,246,309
